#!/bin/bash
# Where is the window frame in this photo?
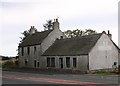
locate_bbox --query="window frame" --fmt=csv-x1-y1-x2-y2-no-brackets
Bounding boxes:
47,57,51,67
51,57,55,67
66,57,70,68
73,58,77,68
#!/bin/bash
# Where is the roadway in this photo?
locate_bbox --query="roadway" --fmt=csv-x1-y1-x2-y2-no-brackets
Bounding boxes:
1,70,120,86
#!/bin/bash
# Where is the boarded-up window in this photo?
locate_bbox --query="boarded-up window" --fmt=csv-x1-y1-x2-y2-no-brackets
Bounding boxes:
66,57,70,68
21,47,24,56
47,58,50,67
27,47,30,55
73,58,76,68
51,58,55,67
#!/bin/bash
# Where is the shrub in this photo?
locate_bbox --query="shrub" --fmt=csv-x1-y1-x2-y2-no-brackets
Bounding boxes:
2,61,16,68
15,60,18,66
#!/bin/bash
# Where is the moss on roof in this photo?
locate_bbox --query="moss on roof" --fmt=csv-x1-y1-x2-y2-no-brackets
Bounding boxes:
42,33,102,56
19,29,53,47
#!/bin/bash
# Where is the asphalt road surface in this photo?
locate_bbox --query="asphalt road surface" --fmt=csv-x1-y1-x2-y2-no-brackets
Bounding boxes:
1,70,120,86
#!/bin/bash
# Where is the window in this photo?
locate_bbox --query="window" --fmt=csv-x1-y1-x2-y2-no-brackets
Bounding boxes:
51,58,55,67
47,57,55,67
34,46,36,54
27,47,30,55
112,62,117,69
66,57,70,68
114,62,117,66
21,47,24,56
73,58,76,68
47,58,50,67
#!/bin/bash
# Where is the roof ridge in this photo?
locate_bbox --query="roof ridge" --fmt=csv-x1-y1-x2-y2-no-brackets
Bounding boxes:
57,33,102,41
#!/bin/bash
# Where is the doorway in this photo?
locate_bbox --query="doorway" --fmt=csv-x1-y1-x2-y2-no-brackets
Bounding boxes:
34,60,36,68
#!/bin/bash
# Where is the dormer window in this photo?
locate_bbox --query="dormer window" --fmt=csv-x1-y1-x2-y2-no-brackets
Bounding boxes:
60,36,63,39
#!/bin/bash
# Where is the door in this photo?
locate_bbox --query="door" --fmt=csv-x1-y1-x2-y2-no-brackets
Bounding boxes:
59,58,63,68
34,60,36,68
25,60,27,67
37,62,39,68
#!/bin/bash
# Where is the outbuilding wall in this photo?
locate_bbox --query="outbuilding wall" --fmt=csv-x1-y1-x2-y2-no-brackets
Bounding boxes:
42,55,88,72
89,33,118,70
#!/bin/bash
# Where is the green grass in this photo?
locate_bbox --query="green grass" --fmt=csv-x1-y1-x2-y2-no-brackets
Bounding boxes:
94,70,118,75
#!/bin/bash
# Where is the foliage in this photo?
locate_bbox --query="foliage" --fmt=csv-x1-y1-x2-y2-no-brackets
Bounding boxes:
43,20,53,30
2,60,18,68
15,60,19,65
19,30,30,43
85,29,97,35
64,29,85,38
64,29,97,38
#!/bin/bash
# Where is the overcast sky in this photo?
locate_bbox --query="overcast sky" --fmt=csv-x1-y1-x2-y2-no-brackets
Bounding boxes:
0,0,119,56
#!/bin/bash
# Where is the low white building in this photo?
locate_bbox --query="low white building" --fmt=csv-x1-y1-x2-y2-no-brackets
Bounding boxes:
18,19,120,72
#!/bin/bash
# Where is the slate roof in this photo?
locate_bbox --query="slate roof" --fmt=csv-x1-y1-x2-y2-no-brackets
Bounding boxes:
19,29,53,47
42,33,102,56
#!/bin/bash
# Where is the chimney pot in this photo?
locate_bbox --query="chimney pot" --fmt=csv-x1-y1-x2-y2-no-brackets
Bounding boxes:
56,19,58,22
107,30,112,39
54,19,55,22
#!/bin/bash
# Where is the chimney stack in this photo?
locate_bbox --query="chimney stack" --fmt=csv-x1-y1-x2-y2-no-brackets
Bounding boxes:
107,30,112,39
52,18,59,29
29,26,37,34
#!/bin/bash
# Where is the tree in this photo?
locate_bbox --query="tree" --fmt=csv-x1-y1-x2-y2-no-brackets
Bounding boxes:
85,29,97,35
64,29,97,38
43,20,53,30
19,30,30,43
64,30,73,38
72,29,85,37
64,29,85,38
